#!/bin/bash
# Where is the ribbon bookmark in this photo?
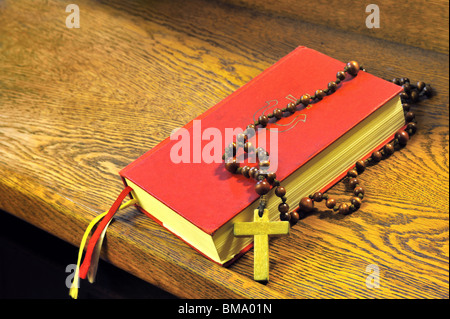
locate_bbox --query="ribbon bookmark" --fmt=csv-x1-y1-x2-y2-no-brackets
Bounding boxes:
69,186,136,299
86,197,138,283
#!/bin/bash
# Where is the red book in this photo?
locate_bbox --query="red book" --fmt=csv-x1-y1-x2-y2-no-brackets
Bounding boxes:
120,46,404,265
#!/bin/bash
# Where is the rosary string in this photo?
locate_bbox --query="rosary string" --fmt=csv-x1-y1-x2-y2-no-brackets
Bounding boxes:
223,61,433,225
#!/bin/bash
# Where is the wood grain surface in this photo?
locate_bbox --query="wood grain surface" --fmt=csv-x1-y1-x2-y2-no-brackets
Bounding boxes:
221,0,450,54
0,0,448,298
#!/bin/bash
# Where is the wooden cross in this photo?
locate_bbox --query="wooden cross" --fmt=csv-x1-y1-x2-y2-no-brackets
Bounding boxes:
234,209,290,282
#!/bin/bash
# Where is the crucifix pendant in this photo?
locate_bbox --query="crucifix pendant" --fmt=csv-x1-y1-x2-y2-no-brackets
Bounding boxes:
234,209,290,282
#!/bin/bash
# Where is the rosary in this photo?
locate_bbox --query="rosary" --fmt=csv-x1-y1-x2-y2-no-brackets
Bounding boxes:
223,61,433,282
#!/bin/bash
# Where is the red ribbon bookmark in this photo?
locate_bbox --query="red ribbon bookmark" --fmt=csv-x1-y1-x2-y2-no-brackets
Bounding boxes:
79,186,133,279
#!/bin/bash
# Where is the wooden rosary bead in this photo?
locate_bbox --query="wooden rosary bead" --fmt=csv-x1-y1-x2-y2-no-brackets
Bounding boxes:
328,81,338,92
405,111,415,122
249,167,259,179
241,166,251,178
273,108,283,119
266,172,276,184
416,81,426,92
326,198,337,209
225,158,239,174
300,94,311,106
289,211,300,224
246,124,256,138
384,143,395,156
402,82,412,94
350,197,362,209
347,169,358,178
244,141,254,153
225,142,236,157
255,180,271,195
422,85,433,97
396,130,410,146
349,177,359,189
237,133,247,144
354,186,365,197
287,102,297,113
278,202,290,214
402,103,411,112
410,90,419,102
400,77,410,85
275,186,286,197
258,115,269,126
355,160,366,173
279,211,291,222
315,89,325,100
346,61,360,76
406,122,417,136
256,147,269,160
313,192,323,202
338,203,350,215
259,160,270,167
372,150,383,162
254,170,265,181
336,71,346,81
399,92,409,101
299,197,314,212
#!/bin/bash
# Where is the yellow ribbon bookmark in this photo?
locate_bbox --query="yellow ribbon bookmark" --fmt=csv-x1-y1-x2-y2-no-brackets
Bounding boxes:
69,198,138,299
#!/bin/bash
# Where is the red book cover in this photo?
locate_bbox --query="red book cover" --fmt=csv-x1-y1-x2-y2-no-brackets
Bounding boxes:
120,46,402,237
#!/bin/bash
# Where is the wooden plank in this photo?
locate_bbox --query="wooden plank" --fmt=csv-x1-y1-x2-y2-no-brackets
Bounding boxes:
0,0,448,298
222,0,449,54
